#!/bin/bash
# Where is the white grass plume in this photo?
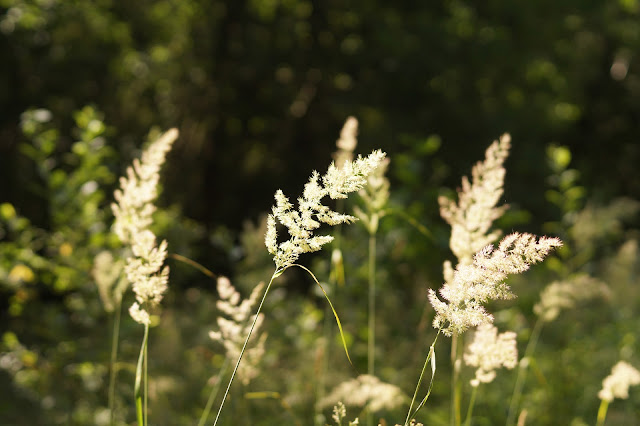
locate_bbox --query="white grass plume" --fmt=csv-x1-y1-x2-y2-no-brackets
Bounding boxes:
265,150,386,270
111,128,178,324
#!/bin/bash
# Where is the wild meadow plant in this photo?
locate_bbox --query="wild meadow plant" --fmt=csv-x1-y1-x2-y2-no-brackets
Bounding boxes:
0,108,634,424
406,134,562,426
111,128,178,426
198,277,266,426
4,109,636,424
596,361,640,426
105,127,564,426
94,122,640,426
213,147,387,424
312,133,561,426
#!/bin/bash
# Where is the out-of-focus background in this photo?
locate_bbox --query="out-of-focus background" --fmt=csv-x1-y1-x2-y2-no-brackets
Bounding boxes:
1,1,639,425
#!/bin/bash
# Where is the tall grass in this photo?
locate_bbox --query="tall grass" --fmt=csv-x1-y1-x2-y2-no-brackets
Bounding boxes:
2,112,639,425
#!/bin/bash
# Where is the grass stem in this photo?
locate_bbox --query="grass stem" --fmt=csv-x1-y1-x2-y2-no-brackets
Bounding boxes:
506,318,543,426
213,269,279,425
596,399,609,426
108,299,122,426
405,330,440,425
134,323,149,426
198,358,230,426
367,231,377,426
451,333,462,426
463,385,478,426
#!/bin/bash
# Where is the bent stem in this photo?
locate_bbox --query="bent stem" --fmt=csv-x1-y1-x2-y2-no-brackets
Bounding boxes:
293,263,353,365
213,268,280,426
134,323,149,426
405,329,441,425
169,253,217,279
506,318,544,426
198,358,230,426
213,263,353,426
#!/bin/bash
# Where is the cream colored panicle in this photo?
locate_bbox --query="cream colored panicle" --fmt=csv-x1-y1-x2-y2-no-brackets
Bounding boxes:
112,128,177,245
209,277,266,385
429,233,562,336
319,374,407,413
534,274,609,322
439,133,511,265
334,116,358,169
598,361,640,402
111,128,178,325
464,323,518,387
265,149,386,270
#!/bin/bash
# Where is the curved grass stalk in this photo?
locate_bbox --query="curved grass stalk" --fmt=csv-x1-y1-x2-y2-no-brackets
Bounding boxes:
385,208,434,242
315,250,343,425
213,264,353,425
213,268,279,426
169,253,217,279
293,264,353,366
405,330,440,425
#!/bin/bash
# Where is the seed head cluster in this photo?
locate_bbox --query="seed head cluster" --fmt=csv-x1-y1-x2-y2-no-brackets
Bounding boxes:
439,133,511,265
354,155,390,234
333,116,358,169
111,128,178,325
265,150,386,270
464,323,518,387
209,277,266,385
598,361,640,402
429,232,562,336
534,274,609,322
320,374,407,413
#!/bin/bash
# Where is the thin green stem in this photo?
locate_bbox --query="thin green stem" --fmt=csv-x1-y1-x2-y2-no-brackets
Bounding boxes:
316,200,343,426
506,318,544,426
451,333,462,426
198,358,230,426
213,269,279,426
144,333,148,426
169,253,217,279
293,264,353,365
315,303,333,426
463,385,479,426
134,323,149,426
385,208,434,241
108,299,122,426
316,254,340,426
596,399,609,426
405,330,441,425
367,231,377,426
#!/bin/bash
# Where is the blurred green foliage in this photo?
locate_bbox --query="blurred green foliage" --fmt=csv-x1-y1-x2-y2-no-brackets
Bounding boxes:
1,1,640,425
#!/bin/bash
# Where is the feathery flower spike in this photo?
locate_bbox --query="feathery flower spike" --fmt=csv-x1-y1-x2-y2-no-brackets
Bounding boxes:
439,133,511,265
265,150,386,270
464,323,518,386
598,361,640,402
429,232,562,336
111,128,178,324
209,277,266,385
